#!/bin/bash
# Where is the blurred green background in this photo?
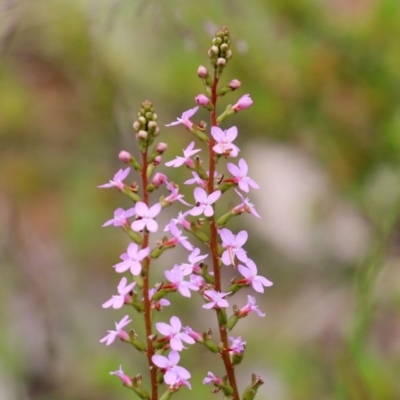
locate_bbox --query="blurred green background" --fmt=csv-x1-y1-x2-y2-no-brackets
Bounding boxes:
1,0,400,399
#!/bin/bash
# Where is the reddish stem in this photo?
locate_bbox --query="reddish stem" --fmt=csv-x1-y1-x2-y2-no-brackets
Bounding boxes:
141,151,158,400
208,71,240,400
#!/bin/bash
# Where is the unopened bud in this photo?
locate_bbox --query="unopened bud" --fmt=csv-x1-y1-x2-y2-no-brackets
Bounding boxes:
216,57,226,66
156,142,168,153
137,130,148,139
229,79,241,90
195,94,210,106
119,150,132,163
153,155,162,165
197,65,209,78
152,172,167,187
133,121,140,131
232,94,253,111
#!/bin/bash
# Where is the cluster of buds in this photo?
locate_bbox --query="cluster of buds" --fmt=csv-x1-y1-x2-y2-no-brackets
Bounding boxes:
98,26,272,400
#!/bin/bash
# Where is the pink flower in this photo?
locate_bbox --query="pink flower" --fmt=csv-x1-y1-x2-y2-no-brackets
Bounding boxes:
219,228,248,266
109,365,133,387
184,171,208,188
180,248,208,274
102,207,136,227
131,202,162,232
156,316,195,351
238,259,273,293
102,277,136,309
227,158,259,192
182,326,202,342
228,336,246,355
98,167,130,190
232,94,253,111
165,221,194,251
211,126,240,158
100,315,131,345
238,295,265,317
166,107,199,130
164,212,191,231
152,351,191,387
113,243,150,275
202,290,231,309
203,371,222,385
165,265,199,297
164,181,191,206
165,141,201,168
233,189,260,218
189,187,221,217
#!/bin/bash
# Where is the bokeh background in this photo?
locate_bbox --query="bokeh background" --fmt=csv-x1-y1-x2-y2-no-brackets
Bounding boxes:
1,0,400,399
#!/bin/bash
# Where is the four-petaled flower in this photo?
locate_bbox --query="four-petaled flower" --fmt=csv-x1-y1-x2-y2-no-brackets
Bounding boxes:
98,167,130,190
238,295,265,317
165,221,194,251
190,187,221,217
102,207,136,227
109,365,133,387
184,171,208,188
165,141,201,169
113,243,150,275
233,189,261,218
202,290,231,309
180,248,208,274
102,277,136,309
163,181,191,206
228,336,246,354
227,158,259,192
211,126,240,158
165,265,199,297
165,106,199,130
219,228,248,266
238,259,273,293
100,315,131,346
156,316,195,351
152,351,191,387
131,202,162,233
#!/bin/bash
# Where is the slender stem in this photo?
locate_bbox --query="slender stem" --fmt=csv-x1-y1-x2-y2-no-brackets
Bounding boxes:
208,70,240,400
141,150,158,400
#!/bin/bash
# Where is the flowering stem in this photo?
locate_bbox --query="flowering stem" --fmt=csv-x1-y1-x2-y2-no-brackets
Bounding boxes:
141,149,158,400
208,70,240,400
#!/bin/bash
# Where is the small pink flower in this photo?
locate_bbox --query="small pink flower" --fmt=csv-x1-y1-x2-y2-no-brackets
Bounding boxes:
100,315,131,345
219,228,248,266
203,371,222,385
102,277,136,309
180,248,208,274
227,158,259,192
238,295,265,317
211,126,240,158
165,265,199,297
102,207,136,227
164,212,191,231
156,316,195,351
131,202,162,232
98,167,130,190
109,365,133,387
189,187,221,217
152,351,191,387
184,171,208,188
238,259,273,293
233,189,260,218
164,221,194,251
202,290,231,309
228,336,246,354
164,181,191,206
166,107,199,130
113,243,150,275
232,94,253,111
165,141,201,168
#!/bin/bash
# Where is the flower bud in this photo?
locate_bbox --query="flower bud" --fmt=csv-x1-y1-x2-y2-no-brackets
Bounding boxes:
229,79,241,90
216,57,226,66
156,142,168,153
197,65,209,78
118,150,132,163
232,94,253,111
137,130,148,139
195,94,210,106
153,155,161,165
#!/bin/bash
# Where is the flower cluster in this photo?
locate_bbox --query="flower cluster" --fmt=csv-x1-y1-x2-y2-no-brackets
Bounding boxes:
99,26,272,400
